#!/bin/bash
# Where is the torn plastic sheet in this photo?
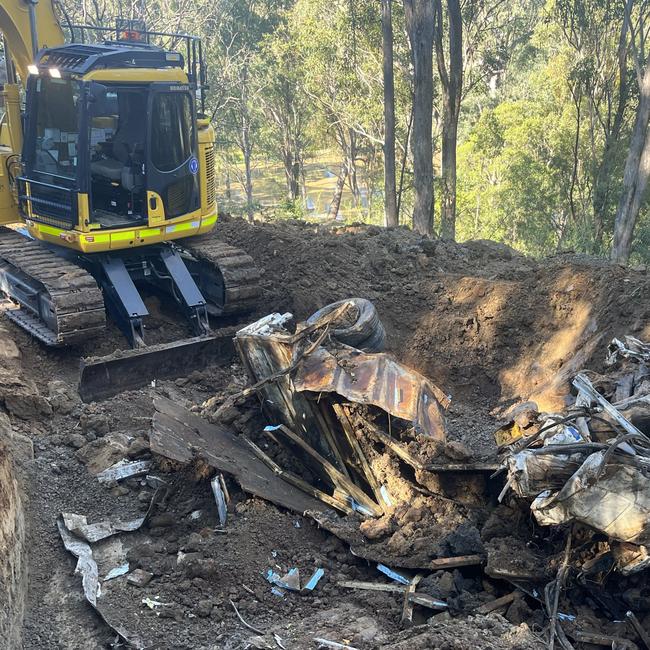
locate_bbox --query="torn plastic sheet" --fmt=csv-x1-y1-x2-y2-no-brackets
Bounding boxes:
266,567,300,591
96,459,152,483
104,563,129,581
62,487,164,543
303,568,325,591
62,512,147,544
532,451,650,546
57,518,144,648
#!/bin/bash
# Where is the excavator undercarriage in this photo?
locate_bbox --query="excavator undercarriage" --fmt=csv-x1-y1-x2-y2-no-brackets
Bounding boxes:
0,226,261,401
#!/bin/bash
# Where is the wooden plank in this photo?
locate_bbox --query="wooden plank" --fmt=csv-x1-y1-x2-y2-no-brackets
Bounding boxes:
266,424,382,516
401,574,423,627
334,405,386,508
475,591,519,615
361,417,425,470
241,435,355,515
429,555,483,570
338,580,404,594
151,397,335,516
338,580,447,611
574,630,639,648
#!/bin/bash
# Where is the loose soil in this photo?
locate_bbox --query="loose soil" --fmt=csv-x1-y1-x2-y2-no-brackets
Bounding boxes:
1,216,649,649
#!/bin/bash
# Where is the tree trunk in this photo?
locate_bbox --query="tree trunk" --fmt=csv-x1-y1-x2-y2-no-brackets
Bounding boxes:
240,68,254,222
611,56,650,264
382,0,398,227
241,110,254,222
329,163,348,219
404,0,435,236
435,0,462,240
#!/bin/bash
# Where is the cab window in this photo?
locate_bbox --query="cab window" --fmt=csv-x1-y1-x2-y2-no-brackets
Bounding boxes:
151,92,193,172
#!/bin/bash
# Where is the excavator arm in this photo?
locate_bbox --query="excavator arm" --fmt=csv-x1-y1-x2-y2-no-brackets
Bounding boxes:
0,0,65,82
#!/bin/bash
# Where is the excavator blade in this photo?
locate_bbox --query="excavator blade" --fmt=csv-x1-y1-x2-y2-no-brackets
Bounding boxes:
78,331,236,403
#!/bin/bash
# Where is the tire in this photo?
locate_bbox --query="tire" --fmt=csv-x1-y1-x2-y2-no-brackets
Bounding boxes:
356,319,386,353
306,298,385,351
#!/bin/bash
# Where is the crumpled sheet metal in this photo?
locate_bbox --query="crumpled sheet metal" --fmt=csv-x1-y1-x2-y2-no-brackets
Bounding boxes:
532,451,650,546
506,450,587,498
62,512,148,544
294,347,449,440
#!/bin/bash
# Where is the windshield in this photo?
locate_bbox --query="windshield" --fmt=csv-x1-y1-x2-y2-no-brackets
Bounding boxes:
32,77,81,179
151,92,193,172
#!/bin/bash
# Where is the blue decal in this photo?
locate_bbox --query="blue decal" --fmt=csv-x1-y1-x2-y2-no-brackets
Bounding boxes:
189,157,199,174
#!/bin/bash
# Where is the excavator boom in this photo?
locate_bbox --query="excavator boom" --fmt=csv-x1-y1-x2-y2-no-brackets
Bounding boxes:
0,0,64,81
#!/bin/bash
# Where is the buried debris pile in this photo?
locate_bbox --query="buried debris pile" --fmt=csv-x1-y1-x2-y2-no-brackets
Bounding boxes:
493,334,650,648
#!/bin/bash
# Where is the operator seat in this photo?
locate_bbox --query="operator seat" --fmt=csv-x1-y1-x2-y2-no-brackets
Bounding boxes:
91,92,144,187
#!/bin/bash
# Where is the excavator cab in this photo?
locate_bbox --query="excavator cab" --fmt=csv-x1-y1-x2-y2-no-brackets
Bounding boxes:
20,43,201,235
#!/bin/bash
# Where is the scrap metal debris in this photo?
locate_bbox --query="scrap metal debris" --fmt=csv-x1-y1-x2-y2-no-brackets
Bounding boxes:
495,335,650,647
96,459,152,484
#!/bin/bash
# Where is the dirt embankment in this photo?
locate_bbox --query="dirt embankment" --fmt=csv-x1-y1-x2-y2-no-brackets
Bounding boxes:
0,411,28,649
216,217,650,412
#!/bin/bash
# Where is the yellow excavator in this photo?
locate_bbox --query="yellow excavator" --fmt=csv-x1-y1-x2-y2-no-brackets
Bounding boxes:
0,1,261,400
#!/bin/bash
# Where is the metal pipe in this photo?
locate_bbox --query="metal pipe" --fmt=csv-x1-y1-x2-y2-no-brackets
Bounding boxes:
27,0,39,58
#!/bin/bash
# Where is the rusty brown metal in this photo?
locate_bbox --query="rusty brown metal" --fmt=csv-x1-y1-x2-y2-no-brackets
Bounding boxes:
294,347,449,440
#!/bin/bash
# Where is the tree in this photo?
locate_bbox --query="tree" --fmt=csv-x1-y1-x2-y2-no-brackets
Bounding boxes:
381,0,398,227
404,0,435,236
434,0,462,239
612,55,650,263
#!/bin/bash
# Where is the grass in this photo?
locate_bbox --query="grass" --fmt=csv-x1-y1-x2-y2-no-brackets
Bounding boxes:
216,150,380,223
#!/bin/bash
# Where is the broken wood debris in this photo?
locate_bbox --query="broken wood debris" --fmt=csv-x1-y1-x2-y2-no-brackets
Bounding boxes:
338,580,447,611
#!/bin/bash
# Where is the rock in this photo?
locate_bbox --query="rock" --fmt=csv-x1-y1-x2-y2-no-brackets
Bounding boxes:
138,490,153,504
149,513,175,528
359,515,394,541
67,433,86,449
111,485,129,497
444,440,471,461
47,380,80,415
0,370,53,420
214,404,240,425
184,557,218,580
127,437,149,458
505,595,533,625
196,599,213,618
183,532,204,551
401,506,425,524
74,433,131,474
0,331,20,359
127,569,153,587
79,411,110,436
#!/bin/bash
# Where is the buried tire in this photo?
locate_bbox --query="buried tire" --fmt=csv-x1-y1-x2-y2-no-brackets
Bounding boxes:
306,297,386,352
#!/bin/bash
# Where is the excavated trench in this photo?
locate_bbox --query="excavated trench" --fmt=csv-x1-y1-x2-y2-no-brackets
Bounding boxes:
1,218,650,648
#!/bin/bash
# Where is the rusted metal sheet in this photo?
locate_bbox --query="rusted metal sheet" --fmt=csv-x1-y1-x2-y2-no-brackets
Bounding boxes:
294,347,449,440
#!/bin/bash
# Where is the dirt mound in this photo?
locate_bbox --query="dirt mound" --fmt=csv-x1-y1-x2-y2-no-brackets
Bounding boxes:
216,217,650,452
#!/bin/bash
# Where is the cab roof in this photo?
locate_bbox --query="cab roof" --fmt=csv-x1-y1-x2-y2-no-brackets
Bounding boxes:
36,42,184,76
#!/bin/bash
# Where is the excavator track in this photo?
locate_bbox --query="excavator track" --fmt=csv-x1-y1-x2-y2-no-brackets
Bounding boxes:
0,228,106,346
180,235,262,316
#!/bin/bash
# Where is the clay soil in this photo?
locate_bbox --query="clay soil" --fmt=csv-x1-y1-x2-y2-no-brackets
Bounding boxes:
2,216,650,649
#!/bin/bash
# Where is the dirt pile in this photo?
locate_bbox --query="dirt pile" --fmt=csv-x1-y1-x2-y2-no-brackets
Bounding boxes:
216,216,650,417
